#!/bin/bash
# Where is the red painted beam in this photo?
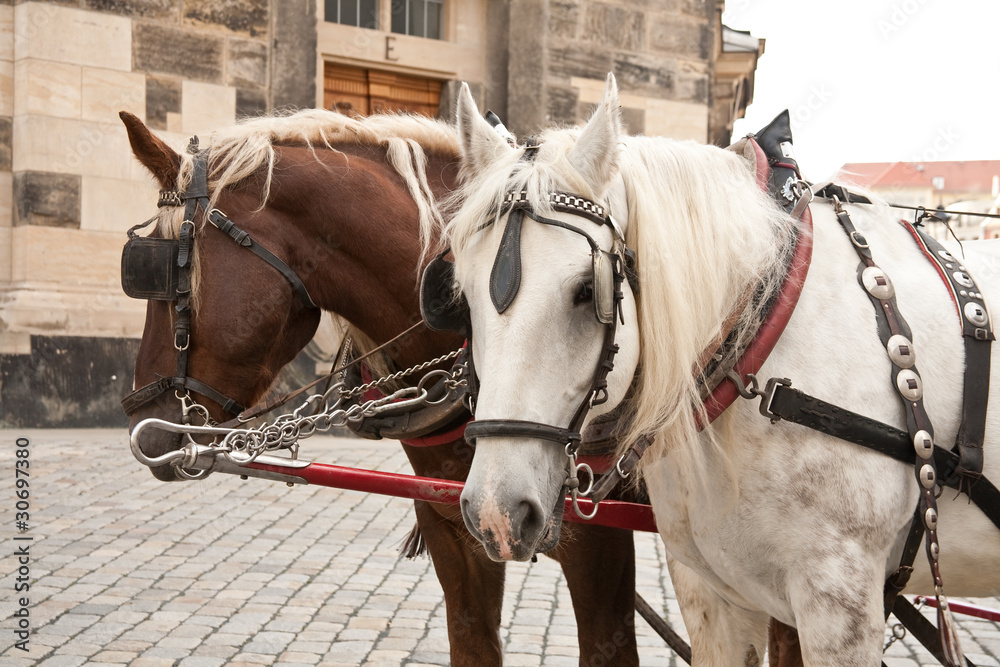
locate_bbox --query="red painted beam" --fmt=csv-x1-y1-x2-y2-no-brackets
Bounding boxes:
247,460,658,533
914,596,1000,622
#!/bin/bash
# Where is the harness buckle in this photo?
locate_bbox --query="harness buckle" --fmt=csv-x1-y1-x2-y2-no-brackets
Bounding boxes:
758,377,792,423
850,230,870,249
614,453,631,479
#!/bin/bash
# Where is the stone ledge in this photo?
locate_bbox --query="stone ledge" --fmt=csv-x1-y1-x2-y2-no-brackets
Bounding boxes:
0,283,146,338
0,331,31,355
0,333,139,428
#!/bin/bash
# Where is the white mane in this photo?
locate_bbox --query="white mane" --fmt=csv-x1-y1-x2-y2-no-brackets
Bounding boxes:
156,109,459,310
448,131,799,470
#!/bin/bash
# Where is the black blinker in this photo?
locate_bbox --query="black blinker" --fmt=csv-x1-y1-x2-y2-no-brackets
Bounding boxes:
121,237,180,301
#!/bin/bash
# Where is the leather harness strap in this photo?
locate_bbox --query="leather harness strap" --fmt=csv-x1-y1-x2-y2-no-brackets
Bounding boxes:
901,222,993,482
761,381,1000,531
810,184,993,485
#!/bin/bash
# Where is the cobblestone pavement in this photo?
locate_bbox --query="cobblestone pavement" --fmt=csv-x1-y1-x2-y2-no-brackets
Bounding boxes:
1,429,999,666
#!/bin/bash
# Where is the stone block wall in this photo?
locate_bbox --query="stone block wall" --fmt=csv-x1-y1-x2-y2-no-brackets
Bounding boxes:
0,0,750,426
506,0,715,142
0,0,317,426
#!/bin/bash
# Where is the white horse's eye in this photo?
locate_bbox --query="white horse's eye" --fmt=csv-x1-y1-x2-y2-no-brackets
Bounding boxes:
574,282,594,306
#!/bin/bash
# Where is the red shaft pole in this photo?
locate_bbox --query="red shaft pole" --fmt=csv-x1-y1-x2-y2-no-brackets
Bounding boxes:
914,596,1000,622
247,460,658,533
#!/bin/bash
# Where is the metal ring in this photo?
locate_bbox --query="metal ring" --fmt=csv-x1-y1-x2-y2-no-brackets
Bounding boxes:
574,462,595,497
571,490,599,520
416,369,454,406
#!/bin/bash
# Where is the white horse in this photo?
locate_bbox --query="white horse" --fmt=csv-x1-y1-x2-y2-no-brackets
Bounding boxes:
446,74,1000,665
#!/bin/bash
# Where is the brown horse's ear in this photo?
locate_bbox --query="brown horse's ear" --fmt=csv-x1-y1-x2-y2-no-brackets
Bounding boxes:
120,111,181,189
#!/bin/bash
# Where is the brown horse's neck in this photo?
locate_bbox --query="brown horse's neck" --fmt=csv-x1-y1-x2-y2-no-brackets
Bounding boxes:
243,142,463,370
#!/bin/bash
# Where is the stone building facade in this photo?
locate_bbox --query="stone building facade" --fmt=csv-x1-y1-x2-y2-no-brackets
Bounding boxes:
0,0,761,427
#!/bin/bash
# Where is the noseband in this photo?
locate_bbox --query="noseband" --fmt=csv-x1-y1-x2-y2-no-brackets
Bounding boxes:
462,186,639,515
121,137,318,422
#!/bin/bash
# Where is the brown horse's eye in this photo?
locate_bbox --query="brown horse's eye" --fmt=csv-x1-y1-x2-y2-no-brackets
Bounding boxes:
574,282,594,306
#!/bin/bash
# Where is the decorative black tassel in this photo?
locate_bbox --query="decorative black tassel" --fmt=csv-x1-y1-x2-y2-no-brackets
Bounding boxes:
399,522,426,559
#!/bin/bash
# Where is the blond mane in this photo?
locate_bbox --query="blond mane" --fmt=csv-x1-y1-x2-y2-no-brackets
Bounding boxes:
156,108,459,310
447,131,799,472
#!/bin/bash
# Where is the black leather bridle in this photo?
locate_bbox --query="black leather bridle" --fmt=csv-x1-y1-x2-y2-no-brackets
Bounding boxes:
121,139,318,421
463,190,638,461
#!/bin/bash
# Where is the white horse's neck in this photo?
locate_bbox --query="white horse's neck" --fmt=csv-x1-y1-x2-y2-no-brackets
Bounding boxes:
612,138,799,463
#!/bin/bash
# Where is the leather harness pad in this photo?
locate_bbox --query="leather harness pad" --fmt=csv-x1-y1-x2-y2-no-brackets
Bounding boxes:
754,110,800,211
420,253,470,335
121,237,179,301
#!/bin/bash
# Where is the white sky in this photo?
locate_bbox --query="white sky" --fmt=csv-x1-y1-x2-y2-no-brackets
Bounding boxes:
724,0,1000,180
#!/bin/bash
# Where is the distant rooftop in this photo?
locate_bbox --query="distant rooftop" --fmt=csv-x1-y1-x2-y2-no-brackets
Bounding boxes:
837,160,1000,193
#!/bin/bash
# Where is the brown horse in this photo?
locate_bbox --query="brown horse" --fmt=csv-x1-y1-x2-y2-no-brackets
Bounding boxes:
120,109,642,666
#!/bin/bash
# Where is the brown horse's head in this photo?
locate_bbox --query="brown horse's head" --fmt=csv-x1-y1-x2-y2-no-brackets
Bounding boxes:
121,112,322,480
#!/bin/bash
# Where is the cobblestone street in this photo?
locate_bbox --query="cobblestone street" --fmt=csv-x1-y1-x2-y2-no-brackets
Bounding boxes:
2,429,999,666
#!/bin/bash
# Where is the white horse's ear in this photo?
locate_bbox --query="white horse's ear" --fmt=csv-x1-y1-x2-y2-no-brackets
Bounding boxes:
569,73,622,191
726,136,762,175
457,82,512,176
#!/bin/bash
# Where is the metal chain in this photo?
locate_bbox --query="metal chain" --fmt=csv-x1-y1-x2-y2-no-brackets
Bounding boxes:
339,348,463,400
184,349,468,466
884,598,924,652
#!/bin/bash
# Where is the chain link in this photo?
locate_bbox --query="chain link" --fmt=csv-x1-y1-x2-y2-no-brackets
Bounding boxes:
884,598,924,653
339,349,463,400
175,349,468,468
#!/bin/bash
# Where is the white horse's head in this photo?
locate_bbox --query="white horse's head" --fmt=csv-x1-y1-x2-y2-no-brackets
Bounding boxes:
449,75,641,561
